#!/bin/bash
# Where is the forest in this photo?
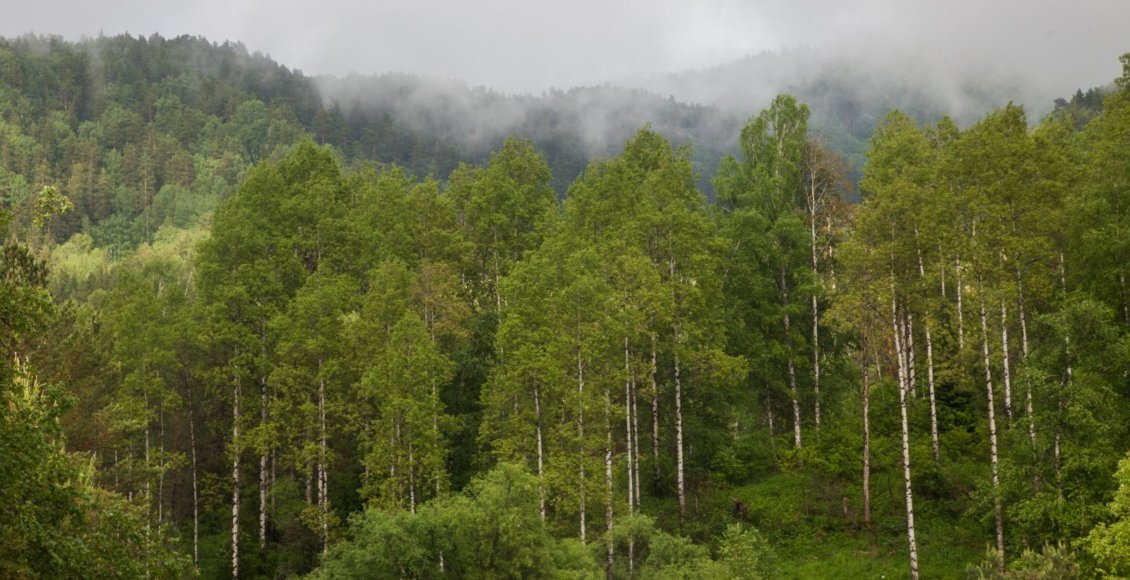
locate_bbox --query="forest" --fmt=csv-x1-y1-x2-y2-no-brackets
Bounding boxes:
2,32,1130,579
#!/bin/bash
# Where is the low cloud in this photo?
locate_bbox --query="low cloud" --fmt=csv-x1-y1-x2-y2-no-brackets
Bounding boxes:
0,0,1124,100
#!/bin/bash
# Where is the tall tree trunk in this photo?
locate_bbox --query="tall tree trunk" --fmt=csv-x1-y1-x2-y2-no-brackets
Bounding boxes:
393,420,403,506
492,229,502,313
190,401,199,567
259,402,268,549
808,166,822,431
1017,268,1035,446
231,369,241,580
898,334,921,580
408,437,416,514
812,292,822,432
1057,251,1070,491
427,323,442,498
271,448,277,515
624,338,635,515
578,351,587,543
629,362,640,577
673,324,687,529
782,269,802,449
534,383,546,521
892,282,919,579
144,391,151,529
631,365,641,512
979,284,1005,565
670,253,688,528
318,358,329,552
906,312,917,398
956,258,965,350
892,285,907,402
894,302,909,398
925,322,939,464
1000,302,1013,420
605,389,615,577
766,392,775,450
650,336,660,490
939,244,947,302
915,246,940,463
862,348,872,528
259,361,269,550
788,353,801,448
158,408,164,527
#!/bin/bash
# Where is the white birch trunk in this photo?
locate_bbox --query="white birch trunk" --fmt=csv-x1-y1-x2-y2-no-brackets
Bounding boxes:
925,323,939,464
190,402,199,567
605,389,614,575
259,373,268,550
892,280,919,579
673,325,687,529
957,258,965,349
624,338,635,515
810,191,822,431
144,391,151,529
631,367,641,511
979,287,1005,564
916,246,940,462
812,292,822,431
782,269,802,449
899,338,921,580
1058,251,1070,489
318,358,329,551
1017,268,1035,446
1000,302,1013,420
408,437,416,514
158,409,164,527
766,393,775,448
939,244,947,302
428,327,442,498
392,421,401,505
862,349,872,527
650,337,660,489
670,254,688,527
894,304,908,398
906,312,917,398
534,383,546,521
231,371,241,580
578,351,587,543
892,286,907,404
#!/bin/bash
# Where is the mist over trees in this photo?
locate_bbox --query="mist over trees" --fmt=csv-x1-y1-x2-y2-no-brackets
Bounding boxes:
2,31,1130,579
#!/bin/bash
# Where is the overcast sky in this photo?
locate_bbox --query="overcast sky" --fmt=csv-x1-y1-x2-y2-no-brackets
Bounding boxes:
1,0,1126,94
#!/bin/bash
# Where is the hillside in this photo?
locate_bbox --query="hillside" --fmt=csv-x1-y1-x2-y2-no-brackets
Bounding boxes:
0,33,742,253
3,30,1130,580
625,48,1060,178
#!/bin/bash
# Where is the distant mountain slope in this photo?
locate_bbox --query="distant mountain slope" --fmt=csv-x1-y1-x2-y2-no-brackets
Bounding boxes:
0,32,1102,255
624,48,1056,175
317,73,740,192
0,33,325,250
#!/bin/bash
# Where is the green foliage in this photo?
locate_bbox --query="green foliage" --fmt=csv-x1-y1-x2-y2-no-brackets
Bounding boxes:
311,464,601,579
716,523,776,578
1082,452,1130,578
0,241,191,578
31,185,74,227
969,543,1079,579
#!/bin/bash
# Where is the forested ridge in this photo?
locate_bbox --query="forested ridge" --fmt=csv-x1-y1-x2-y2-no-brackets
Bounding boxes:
2,32,1130,579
